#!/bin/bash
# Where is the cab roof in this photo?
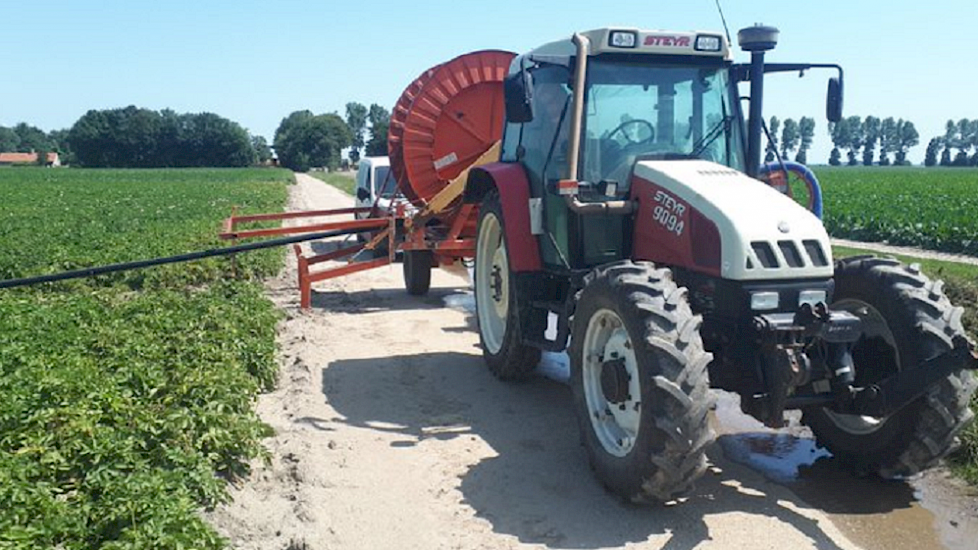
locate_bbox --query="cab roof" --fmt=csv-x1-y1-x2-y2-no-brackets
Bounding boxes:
524,28,731,61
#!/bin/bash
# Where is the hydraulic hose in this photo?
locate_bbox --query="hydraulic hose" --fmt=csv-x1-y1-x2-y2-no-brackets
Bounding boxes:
0,227,358,290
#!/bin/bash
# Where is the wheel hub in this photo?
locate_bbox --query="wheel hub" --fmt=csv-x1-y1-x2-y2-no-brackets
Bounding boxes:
581,308,642,457
490,265,503,302
600,357,630,403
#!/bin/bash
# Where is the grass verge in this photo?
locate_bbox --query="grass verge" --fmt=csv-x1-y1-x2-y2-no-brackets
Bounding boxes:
308,170,355,195
834,246,978,483
0,168,289,548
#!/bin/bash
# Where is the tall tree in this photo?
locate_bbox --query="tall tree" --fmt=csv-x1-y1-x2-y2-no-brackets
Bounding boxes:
924,137,941,167
13,122,52,153
274,111,352,171
878,117,897,166
345,102,368,164
828,118,849,165
940,119,957,166
894,119,919,165
780,118,799,160
795,117,815,164
251,135,272,164
0,126,18,151
970,120,978,166
764,116,780,163
953,118,973,166
844,115,863,166
365,103,391,157
861,116,880,165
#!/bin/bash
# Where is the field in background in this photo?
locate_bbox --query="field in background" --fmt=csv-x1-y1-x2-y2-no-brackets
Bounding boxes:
815,167,978,255
0,167,290,548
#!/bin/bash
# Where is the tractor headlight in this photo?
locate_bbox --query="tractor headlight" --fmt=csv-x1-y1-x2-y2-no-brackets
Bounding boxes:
695,35,722,52
798,290,827,308
750,291,780,311
609,31,637,48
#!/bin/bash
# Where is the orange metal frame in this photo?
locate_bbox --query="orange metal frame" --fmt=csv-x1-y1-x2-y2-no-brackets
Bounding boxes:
221,203,475,309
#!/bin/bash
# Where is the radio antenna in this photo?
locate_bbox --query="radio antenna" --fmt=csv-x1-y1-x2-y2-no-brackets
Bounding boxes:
714,0,733,46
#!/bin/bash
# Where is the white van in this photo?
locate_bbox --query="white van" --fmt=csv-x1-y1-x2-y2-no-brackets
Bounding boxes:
353,156,396,216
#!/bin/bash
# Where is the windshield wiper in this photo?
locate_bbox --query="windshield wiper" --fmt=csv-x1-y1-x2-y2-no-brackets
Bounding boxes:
689,115,734,159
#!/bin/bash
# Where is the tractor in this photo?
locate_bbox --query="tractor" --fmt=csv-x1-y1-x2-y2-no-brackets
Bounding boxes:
460,26,978,502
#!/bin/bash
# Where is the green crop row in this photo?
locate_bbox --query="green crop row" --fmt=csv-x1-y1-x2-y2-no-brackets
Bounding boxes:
0,168,290,548
814,167,978,255
0,168,291,291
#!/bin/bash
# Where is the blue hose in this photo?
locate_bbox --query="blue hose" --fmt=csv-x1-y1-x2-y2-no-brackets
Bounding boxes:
759,161,823,219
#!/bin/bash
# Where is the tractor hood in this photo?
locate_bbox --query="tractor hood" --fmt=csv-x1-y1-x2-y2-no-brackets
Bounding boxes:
631,160,834,281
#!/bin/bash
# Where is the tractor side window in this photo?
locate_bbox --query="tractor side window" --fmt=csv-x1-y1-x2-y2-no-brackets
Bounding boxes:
520,64,572,197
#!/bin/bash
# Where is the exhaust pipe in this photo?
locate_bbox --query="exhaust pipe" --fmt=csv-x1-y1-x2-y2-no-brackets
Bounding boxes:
561,33,635,216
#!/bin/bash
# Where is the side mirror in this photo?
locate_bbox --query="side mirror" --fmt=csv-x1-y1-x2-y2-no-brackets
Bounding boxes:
504,70,534,123
826,77,843,123
356,187,370,201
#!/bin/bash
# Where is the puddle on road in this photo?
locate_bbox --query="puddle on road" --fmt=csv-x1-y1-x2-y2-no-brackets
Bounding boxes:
438,294,978,549
715,392,978,550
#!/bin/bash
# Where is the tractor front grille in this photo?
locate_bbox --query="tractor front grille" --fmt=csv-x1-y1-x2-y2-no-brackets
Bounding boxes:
747,239,828,270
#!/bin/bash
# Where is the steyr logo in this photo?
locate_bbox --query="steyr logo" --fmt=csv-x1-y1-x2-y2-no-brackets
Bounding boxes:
644,35,691,47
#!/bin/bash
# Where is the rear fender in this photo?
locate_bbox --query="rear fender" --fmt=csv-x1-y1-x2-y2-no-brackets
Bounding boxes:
465,162,542,272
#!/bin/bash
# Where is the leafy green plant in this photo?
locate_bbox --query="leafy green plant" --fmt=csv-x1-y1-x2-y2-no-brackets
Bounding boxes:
0,168,287,548
816,167,978,255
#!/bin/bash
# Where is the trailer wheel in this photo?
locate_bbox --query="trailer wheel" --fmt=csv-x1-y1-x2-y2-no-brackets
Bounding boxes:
570,261,714,502
803,256,977,477
474,190,540,380
403,250,432,296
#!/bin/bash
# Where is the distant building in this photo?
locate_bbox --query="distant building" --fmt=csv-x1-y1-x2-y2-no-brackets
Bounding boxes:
0,152,61,166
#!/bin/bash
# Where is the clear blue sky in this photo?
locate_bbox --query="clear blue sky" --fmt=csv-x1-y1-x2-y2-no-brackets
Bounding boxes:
1,0,971,164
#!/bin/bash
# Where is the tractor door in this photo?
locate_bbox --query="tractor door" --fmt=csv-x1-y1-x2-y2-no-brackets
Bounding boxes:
502,62,626,269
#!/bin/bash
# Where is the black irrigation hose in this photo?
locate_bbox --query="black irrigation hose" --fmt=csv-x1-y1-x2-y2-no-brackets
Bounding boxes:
0,228,358,290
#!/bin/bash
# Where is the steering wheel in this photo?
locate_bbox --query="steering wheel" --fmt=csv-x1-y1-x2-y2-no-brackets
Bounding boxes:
607,118,655,146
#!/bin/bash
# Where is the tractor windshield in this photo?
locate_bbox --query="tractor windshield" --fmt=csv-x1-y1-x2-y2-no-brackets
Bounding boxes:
581,58,745,187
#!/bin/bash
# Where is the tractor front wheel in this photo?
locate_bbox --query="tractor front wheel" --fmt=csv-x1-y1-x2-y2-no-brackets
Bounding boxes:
570,261,714,502
803,256,977,477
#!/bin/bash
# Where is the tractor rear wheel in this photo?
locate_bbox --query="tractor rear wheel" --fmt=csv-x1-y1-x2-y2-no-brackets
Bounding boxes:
474,190,540,380
403,250,432,296
570,261,714,502
802,256,977,477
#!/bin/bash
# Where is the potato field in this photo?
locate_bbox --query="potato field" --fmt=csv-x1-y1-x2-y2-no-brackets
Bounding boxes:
815,167,978,255
0,168,290,548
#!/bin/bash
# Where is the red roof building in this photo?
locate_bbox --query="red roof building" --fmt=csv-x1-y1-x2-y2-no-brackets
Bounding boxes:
0,152,61,166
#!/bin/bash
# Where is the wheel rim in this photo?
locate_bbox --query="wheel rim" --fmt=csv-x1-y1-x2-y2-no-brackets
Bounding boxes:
823,298,900,435
476,212,507,354
581,308,642,457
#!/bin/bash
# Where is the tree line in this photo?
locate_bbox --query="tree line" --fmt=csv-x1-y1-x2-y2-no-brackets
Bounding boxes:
1,107,271,168
826,116,919,166
764,116,816,164
924,119,978,167
271,101,389,172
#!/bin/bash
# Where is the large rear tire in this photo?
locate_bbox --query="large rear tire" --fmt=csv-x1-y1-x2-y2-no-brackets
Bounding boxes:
403,250,432,296
803,256,977,477
474,190,540,380
570,261,714,502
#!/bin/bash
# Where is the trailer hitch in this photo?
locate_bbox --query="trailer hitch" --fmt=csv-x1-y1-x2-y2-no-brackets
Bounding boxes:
848,335,978,418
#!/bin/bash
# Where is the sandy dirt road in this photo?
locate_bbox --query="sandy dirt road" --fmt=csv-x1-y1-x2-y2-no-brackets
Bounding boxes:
206,173,977,550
